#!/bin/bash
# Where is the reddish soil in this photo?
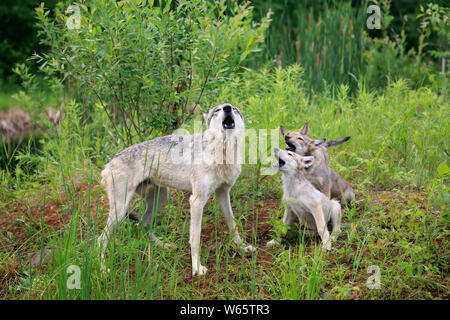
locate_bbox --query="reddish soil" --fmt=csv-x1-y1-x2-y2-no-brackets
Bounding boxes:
0,182,110,248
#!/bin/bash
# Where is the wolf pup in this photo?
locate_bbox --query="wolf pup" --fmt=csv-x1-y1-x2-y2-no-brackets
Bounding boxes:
98,103,254,276
268,148,342,250
280,123,355,204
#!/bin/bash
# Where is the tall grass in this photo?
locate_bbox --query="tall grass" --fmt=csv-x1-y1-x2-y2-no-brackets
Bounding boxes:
251,0,367,93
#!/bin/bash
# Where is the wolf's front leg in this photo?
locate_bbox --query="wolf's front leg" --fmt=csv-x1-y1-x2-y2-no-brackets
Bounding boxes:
312,204,332,251
216,185,254,253
189,191,209,276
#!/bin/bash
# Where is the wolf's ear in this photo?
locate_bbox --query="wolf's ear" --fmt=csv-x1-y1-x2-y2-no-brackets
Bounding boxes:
300,156,314,168
234,107,244,120
280,126,287,137
313,138,326,146
299,122,309,136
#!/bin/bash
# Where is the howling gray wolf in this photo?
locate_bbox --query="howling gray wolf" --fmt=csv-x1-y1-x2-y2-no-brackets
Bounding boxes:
98,103,254,276
280,123,355,204
268,148,342,250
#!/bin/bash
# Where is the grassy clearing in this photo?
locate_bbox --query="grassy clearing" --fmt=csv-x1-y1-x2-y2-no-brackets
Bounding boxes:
0,74,448,299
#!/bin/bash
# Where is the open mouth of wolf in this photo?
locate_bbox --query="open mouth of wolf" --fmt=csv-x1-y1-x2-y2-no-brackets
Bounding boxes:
285,141,296,152
222,115,235,129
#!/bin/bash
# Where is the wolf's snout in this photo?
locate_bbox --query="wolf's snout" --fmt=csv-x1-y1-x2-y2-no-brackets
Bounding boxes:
223,105,232,113
285,140,296,151
222,105,235,129
274,148,285,167
285,136,296,151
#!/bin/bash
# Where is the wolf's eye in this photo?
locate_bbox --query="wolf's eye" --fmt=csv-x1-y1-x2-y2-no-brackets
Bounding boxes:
298,137,303,141
214,108,221,113
232,107,237,110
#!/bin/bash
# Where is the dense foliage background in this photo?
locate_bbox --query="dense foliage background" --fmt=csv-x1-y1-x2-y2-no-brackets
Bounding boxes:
1,0,448,89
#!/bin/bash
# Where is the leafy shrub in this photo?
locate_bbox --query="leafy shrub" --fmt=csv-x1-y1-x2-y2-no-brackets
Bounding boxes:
34,0,270,144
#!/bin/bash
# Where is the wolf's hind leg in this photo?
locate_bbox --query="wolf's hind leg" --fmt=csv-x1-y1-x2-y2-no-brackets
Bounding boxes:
311,204,332,251
140,185,174,249
329,201,342,241
140,185,168,226
98,174,137,271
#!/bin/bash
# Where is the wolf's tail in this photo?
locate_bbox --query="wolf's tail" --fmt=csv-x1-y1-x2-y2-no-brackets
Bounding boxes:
325,136,351,148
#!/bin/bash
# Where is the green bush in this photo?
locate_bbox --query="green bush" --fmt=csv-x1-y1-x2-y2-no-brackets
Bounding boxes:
33,0,270,145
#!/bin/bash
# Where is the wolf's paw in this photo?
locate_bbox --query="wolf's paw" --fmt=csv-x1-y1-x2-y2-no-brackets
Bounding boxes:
192,264,208,276
242,244,256,253
150,233,176,250
162,242,176,250
322,241,332,251
266,239,281,247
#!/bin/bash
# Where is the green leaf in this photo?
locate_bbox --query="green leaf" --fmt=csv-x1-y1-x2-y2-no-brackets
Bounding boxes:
437,162,449,179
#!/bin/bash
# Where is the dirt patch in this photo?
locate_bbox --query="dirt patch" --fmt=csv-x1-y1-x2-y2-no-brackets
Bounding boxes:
0,182,110,251
246,198,280,240
1,202,68,245
58,182,109,220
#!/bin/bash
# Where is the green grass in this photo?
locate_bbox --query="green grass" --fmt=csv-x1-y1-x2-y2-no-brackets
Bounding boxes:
0,70,448,299
1,169,448,299
251,0,367,93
